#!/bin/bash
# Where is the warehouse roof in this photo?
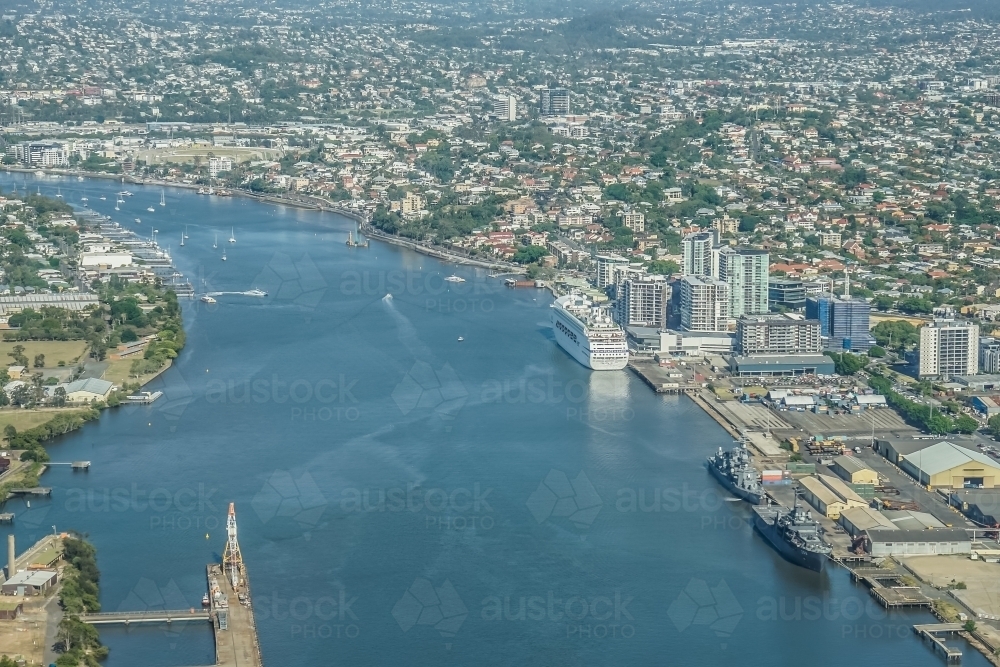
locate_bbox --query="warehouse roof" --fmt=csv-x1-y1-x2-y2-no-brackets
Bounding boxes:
4,570,56,587
840,507,897,532
799,474,866,506
855,395,887,406
866,528,970,544
833,455,874,476
877,437,979,458
883,510,946,531
784,395,815,406
900,441,1000,476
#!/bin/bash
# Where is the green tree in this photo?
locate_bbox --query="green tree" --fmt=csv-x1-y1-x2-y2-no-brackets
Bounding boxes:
953,414,979,435
33,353,44,368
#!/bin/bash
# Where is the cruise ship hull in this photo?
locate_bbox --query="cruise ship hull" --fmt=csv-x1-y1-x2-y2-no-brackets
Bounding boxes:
551,310,628,370
707,463,764,505
752,510,827,572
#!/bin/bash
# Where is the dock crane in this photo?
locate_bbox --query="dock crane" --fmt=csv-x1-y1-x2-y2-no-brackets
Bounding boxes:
222,502,245,589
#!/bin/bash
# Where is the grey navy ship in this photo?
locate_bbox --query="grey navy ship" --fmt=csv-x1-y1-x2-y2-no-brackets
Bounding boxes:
752,501,832,572
707,439,764,505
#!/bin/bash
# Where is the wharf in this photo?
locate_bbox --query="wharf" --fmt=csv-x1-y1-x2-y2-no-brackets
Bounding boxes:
849,567,932,609
7,487,51,496
914,624,964,663
627,363,701,395
208,563,263,667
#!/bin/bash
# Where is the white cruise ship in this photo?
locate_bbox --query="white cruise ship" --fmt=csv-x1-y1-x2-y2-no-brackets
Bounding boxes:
550,294,629,370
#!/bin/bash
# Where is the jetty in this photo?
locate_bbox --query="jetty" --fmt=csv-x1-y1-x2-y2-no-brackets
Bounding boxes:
209,503,263,667
914,624,964,663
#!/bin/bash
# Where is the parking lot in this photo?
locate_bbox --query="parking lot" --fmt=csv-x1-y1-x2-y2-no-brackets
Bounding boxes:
778,407,915,439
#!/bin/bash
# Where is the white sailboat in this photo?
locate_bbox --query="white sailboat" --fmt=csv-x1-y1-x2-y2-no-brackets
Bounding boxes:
180,232,185,247
160,190,166,207
184,225,189,239
213,234,218,249
55,187,62,198
221,249,227,261
229,227,236,243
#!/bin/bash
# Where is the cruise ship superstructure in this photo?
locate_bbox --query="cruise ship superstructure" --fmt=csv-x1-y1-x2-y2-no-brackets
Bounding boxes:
550,294,629,370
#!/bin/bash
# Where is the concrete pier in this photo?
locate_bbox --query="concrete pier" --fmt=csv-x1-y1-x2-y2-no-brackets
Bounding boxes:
914,624,964,663
208,563,263,667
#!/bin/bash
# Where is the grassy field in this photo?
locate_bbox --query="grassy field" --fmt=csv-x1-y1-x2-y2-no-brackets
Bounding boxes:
136,145,281,166
869,313,930,328
102,357,172,387
0,409,67,433
0,340,89,368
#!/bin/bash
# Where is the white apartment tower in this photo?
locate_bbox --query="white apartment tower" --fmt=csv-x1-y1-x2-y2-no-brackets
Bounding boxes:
493,95,517,121
682,230,719,277
596,254,631,289
919,320,979,378
615,276,669,328
680,276,730,332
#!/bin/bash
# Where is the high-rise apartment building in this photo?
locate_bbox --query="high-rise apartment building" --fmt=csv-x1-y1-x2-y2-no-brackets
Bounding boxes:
716,247,769,318
615,277,669,328
680,276,730,332
540,88,570,116
596,254,631,289
981,337,1000,374
493,95,517,121
920,320,979,378
806,294,873,351
681,230,719,277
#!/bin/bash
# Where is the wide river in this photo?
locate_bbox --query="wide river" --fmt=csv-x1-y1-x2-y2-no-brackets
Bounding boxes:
0,172,984,666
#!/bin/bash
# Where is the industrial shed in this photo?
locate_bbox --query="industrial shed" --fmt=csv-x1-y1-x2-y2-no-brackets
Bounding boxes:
799,474,868,519
831,455,879,486
875,437,979,466
840,506,897,537
1,569,57,596
864,528,971,557
730,354,835,378
949,489,1000,526
898,441,1000,489
0,599,22,620
854,394,887,409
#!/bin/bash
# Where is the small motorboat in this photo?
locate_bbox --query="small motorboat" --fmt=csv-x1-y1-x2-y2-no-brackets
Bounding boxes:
147,206,155,212
458,336,464,342
202,594,210,607
445,275,466,283
201,296,216,304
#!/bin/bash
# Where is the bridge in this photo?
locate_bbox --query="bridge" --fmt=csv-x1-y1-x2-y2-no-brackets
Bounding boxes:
80,609,211,625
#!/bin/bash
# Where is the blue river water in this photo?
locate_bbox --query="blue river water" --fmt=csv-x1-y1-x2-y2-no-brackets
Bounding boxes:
0,171,985,666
